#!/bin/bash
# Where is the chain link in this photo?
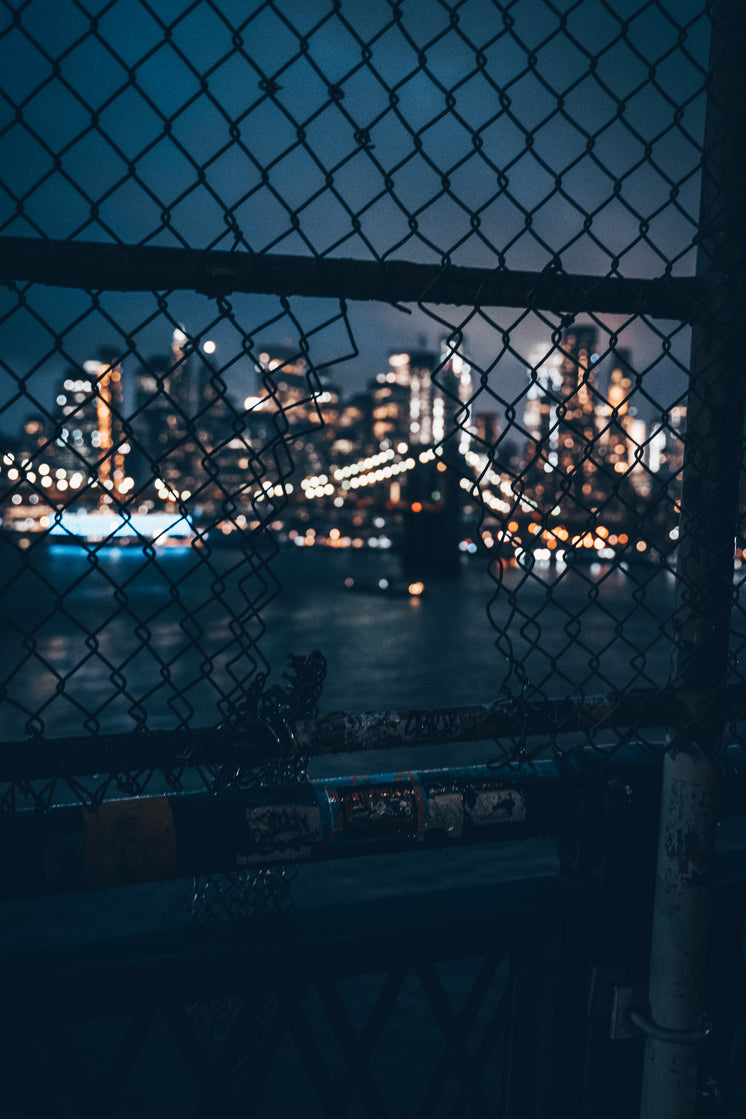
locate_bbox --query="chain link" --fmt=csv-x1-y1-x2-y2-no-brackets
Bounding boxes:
1,0,742,887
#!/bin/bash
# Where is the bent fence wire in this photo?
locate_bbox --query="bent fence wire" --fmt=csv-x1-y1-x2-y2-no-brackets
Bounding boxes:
0,3,744,888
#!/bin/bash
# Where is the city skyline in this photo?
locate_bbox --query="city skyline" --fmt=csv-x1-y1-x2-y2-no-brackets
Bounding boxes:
0,316,689,573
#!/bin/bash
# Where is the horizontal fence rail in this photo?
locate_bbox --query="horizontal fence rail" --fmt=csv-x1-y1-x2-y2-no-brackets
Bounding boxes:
2,685,745,783
0,235,708,319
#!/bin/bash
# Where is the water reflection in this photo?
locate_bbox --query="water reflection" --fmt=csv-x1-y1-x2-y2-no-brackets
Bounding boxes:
0,542,677,741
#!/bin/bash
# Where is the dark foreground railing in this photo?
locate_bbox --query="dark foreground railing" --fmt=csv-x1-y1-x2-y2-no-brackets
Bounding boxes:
0,876,565,1119
1,751,745,1118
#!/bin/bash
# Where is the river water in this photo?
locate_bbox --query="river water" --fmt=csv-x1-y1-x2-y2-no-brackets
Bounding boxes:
0,538,678,749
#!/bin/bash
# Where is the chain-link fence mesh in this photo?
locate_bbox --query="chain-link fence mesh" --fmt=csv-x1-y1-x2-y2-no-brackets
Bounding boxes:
1,1,743,841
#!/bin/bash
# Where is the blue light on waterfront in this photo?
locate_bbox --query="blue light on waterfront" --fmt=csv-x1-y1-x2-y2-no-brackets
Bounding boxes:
48,510,194,542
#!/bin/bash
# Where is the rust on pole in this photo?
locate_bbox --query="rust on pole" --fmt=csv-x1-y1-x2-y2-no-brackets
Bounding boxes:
640,3,746,1116
0,234,704,319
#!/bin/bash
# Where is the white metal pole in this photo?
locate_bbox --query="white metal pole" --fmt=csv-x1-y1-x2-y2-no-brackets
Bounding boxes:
639,2,746,1114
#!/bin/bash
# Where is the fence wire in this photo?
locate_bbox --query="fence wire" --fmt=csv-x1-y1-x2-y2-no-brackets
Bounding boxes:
0,2,744,830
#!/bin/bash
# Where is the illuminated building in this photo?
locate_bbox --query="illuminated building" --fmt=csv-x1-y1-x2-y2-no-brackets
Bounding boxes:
254,347,339,432
132,339,190,496
132,328,245,511
248,346,342,507
648,405,686,480
407,350,437,445
92,357,126,491
51,353,128,499
594,348,648,492
0,351,134,520
524,327,650,520
436,343,475,455
371,344,474,451
553,325,601,506
20,415,46,455
524,345,563,466
371,354,415,445
334,393,373,457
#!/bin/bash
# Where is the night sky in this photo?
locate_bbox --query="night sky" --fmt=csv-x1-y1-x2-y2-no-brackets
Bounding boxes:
0,0,710,430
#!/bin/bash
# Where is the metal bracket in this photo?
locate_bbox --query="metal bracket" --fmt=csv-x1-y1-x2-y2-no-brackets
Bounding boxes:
610,986,712,1044
628,1008,711,1045
610,985,648,1040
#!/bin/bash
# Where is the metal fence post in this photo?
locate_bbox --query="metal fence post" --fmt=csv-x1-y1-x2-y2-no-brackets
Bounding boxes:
640,3,746,1116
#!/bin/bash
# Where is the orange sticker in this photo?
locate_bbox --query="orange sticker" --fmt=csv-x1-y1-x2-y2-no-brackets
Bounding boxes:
82,797,176,888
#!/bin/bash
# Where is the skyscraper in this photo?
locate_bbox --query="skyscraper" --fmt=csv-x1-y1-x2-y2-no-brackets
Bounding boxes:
371,344,474,453
53,353,128,499
132,328,239,511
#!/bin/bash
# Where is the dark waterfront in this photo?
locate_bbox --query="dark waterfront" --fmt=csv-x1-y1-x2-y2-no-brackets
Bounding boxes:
0,540,678,748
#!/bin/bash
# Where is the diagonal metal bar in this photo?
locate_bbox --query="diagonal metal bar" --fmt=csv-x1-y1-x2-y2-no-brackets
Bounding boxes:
0,235,706,320
450,985,516,1119
233,981,304,1113
193,988,275,1118
35,1012,102,1119
416,960,493,1119
101,1006,158,1114
314,977,391,1118
417,951,505,1119
285,981,346,1119
335,964,408,1113
0,1012,74,1119
159,998,235,1110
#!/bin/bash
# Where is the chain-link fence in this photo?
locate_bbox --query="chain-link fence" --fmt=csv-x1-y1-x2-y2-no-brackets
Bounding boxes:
2,0,733,786
0,0,742,864
3,1,746,1115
